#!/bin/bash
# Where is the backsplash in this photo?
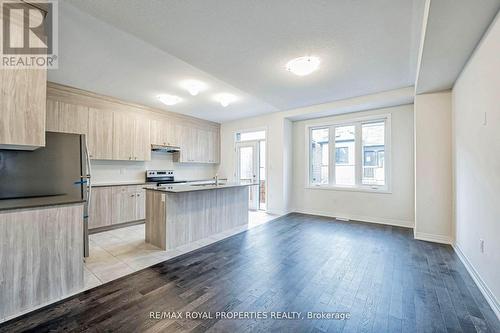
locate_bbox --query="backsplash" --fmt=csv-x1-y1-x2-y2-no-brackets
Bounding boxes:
91,152,217,184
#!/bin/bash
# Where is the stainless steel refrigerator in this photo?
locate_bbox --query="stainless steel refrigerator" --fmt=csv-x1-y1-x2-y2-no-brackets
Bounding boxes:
0,132,92,257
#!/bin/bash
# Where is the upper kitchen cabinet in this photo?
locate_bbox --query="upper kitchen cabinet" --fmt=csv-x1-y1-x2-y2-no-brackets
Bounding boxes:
46,100,88,135
174,123,219,164
0,3,47,150
88,108,113,160
112,111,150,161
150,118,178,147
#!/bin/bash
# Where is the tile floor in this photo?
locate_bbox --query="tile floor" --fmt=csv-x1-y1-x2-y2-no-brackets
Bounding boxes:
84,210,281,290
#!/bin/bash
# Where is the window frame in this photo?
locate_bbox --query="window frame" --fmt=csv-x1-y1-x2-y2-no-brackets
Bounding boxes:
305,114,392,193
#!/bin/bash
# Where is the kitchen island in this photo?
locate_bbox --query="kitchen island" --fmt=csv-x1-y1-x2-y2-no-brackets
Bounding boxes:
145,183,255,250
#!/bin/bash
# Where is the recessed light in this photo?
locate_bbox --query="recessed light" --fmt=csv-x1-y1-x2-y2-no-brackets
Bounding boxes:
181,80,207,96
286,56,320,76
158,94,182,106
214,93,237,107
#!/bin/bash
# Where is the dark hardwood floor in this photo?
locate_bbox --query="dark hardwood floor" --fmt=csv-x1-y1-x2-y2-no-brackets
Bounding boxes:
1,213,499,333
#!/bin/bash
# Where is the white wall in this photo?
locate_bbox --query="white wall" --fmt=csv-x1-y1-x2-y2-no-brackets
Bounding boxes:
452,13,500,314
92,153,217,185
292,105,415,227
414,91,453,243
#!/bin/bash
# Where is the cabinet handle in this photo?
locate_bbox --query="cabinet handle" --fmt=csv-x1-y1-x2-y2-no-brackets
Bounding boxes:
135,157,137,160
128,157,131,160
130,194,135,197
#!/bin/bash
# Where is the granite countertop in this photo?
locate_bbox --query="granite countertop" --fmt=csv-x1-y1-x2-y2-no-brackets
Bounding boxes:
0,195,85,212
145,182,259,193
92,179,218,187
92,182,154,187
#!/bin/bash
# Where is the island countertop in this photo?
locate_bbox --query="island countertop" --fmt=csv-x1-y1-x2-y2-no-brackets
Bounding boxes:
144,182,258,193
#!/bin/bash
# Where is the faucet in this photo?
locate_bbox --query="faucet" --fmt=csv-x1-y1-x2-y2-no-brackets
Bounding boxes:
214,174,219,186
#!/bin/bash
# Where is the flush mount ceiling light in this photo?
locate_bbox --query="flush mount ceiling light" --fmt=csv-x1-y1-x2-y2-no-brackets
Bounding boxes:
158,94,182,106
286,56,320,76
214,93,237,107
181,80,207,96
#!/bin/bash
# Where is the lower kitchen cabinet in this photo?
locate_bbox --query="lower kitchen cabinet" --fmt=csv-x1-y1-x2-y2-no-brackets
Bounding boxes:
89,185,146,230
88,187,112,229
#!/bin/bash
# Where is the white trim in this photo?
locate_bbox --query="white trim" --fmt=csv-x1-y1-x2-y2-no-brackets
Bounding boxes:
414,231,452,244
304,185,392,194
453,243,500,321
292,209,413,228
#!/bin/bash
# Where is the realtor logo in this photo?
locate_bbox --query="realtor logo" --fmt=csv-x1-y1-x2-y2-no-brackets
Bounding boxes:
1,0,58,68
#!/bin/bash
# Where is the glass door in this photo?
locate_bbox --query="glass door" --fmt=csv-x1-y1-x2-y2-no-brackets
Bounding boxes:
236,141,259,210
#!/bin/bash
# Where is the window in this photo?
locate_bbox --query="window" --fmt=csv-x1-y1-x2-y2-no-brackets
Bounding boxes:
308,116,390,191
362,122,385,186
334,125,355,186
310,128,329,185
236,130,266,142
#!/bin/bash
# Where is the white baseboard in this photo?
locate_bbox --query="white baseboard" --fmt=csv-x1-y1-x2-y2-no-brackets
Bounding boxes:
414,231,452,245
292,209,414,228
453,243,500,321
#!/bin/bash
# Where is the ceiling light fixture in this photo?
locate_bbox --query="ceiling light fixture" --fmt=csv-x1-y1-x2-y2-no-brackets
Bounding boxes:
158,94,182,106
286,56,320,76
181,80,207,96
214,93,237,107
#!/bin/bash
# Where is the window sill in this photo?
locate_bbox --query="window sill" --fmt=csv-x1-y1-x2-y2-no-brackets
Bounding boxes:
305,185,392,194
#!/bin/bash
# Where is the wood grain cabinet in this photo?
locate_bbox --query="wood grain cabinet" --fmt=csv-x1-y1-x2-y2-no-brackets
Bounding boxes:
45,83,220,163
113,112,150,161
88,108,113,159
174,124,219,164
46,100,88,135
98,185,147,228
88,187,112,229
0,203,83,319
0,2,47,150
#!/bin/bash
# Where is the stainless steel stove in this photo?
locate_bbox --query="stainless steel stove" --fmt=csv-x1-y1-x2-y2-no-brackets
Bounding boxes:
146,170,186,186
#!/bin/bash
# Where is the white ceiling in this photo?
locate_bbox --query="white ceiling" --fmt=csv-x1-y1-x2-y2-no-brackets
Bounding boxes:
416,0,500,93
53,0,426,122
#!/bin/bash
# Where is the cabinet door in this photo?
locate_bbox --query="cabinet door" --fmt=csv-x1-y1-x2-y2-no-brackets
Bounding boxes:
197,128,210,163
175,123,190,162
133,116,151,161
0,68,46,149
112,112,135,160
135,186,146,220
150,119,168,146
111,186,137,224
166,119,179,146
88,187,112,229
58,102,88,134
0,6,46,150
88,108,113,160
208,129,219,163
46,99,59,132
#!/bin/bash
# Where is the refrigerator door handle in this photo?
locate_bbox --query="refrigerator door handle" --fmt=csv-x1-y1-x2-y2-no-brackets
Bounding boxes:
84,139,92,209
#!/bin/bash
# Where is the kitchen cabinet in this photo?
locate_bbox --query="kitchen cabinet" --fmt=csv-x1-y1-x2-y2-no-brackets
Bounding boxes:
174,123,219,164
150,118,178,147
0,3,46,150
111,186,137,224
89,185,146,230
112,112,150,161
88,108,113,159
135,186,146,220
134,116,151,161
88,187,112,229
208,129,220,163
107,185,147,227
46,100,88,135
46,82,220,163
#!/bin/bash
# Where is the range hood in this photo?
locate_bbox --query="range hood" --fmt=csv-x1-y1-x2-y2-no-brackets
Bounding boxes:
151,144,181,153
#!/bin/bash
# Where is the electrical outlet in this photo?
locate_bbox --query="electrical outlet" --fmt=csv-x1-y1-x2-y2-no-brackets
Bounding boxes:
480,239,485,253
